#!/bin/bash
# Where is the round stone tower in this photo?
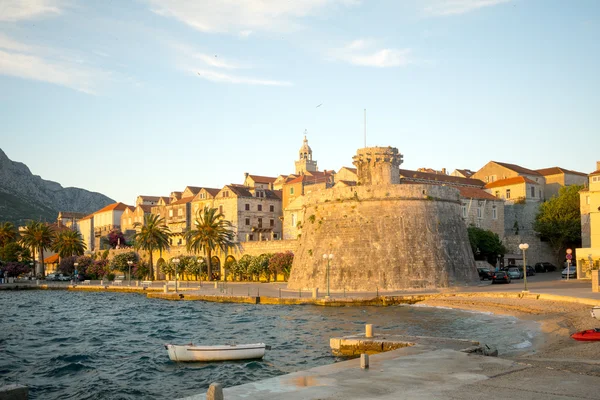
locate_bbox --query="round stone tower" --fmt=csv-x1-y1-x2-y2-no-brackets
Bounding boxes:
352,147,403,186
287,146,478,292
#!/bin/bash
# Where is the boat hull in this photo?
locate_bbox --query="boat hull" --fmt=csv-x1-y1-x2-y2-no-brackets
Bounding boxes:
571,329,600,342
165,343,267,362
591,306,600,320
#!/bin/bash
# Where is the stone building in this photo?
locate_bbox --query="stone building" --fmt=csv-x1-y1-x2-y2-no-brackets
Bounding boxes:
576,162,600,278
451,169,475,178
56,211,87,229
76,202,131,251
536,167,588,200
121,204,152,233
287,146,478,291
136,195,161,206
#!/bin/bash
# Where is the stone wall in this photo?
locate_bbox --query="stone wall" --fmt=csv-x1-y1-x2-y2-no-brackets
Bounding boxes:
287,184,478,291
502,203,554,264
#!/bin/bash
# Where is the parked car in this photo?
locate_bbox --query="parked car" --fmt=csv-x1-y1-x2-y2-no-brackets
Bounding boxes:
524,265,536,276
534,262,557,273
57,274,71,281
562,266,577,279
45,273,58,281
492,271,511,284
507,267,523,279
477,268,494,281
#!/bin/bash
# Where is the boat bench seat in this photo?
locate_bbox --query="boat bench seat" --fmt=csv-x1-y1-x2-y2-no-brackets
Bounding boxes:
113,280,123,286
83,280,91,285
141,281,152,287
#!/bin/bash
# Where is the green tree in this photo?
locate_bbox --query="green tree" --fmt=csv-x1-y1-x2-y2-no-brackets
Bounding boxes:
185,206,235,281
467,226,507,265
19,221,54,277
0,242,31,263
249,253,271,281
233,255,252,281
183,256,204,280
132,214,171,280
109,251,139,273
0,222,17,247
534,184,583,263
52,229,86,259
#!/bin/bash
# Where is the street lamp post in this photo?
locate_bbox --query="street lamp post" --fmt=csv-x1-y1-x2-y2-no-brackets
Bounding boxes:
73,262,79,283
172,258,180,293
322,253,333,298
127,260,133,286
519,243,529,292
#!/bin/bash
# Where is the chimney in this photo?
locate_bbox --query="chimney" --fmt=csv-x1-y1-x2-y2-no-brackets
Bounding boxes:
597,161,600,171
442,168,447,175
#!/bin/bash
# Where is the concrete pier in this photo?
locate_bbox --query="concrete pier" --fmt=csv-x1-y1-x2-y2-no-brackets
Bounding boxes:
181,347,600,400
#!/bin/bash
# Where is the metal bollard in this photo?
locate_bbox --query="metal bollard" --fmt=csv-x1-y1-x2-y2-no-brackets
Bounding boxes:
299,288,301,298
361,353,369,369
206,382,224,400
163,284,168,293
312,288,318,299
279,288,281,298
365,324,373,338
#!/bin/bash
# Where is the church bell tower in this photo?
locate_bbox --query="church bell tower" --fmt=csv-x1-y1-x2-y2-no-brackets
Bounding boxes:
294,131,318,175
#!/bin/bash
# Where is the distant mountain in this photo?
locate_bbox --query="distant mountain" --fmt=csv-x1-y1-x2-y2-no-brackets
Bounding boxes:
0,148,115,225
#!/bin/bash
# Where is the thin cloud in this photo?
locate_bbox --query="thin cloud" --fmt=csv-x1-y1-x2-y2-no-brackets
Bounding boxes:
0,34,110,94
424,0,512,16
333,39,412,67
195,68,292,86
146,0,359,34
169,42,244,69
0,0,67,21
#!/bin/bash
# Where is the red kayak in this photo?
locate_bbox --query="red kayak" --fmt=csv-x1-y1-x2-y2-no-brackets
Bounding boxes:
571,328,600,341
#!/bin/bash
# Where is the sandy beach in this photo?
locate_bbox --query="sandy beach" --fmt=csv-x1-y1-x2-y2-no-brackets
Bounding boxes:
420,295,600,376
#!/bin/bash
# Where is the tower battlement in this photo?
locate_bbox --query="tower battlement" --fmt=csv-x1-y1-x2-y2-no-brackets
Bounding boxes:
352,147,403,186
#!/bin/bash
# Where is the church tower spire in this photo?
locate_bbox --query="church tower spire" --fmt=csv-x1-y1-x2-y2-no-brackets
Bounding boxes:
295,130,318,175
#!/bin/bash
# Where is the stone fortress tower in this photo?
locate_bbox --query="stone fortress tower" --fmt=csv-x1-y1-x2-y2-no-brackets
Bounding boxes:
287,146,479,291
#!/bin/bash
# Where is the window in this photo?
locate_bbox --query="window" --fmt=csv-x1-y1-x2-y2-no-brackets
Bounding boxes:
200,193,205,199
178,208,183,216
258,205,262,211
169,209,173,217
270,205,274,212
291,213,297,226
490,175,496,182
219,205,223,214
462,205,467,218
506,189,511,199
290,187,295,195
128,218,132,224
492,208,497,220
249,234,254,241
484,176,489,183
530,186,535,198
245,204,250,211
245,218,250,225
270,219,274,227
594,177,599,182
477,207,482,218
258,218,263,228
273,233,278,239
539,189,542,199
495,191,500,198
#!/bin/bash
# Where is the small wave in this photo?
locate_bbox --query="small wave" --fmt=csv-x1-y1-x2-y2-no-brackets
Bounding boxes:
513,340,532,349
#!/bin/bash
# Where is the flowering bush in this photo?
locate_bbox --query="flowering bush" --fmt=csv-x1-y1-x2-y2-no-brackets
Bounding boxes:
110,251,139,273
86,259,110,279
269,251,294,281
4,262,30,277
58,256,78,275
106,229,126,249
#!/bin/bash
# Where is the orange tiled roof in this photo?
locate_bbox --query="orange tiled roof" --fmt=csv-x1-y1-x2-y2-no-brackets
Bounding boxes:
248,174,277,183
340,166,357,173
44,254,59,263
399,169,485,187
457,187,499,201
137,204,153,213
170,196,194,205
94,202,133,214
454,169,475,178
536,167,587,177
484,176,538,189
138,195,161,202
589,169,600,176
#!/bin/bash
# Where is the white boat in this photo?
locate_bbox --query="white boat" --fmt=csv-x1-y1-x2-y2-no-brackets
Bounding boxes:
164,343,269,362
591,306,600,320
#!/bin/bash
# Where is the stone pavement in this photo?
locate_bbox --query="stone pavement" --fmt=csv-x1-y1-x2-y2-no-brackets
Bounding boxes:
182,346,600,400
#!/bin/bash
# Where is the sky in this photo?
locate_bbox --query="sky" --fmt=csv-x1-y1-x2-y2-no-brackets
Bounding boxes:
0,0,598,204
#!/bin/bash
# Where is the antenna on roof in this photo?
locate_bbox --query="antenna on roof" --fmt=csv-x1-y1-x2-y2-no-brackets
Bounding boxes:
364,109,366,148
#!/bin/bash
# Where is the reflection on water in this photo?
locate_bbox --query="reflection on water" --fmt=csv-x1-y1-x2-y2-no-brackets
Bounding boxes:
0,291,538,399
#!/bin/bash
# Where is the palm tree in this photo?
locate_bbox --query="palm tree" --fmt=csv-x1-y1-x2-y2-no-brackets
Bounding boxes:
0,222,17,247
19,221,54,277
185,206,235,281
52,229,86,259
132,214,171,280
